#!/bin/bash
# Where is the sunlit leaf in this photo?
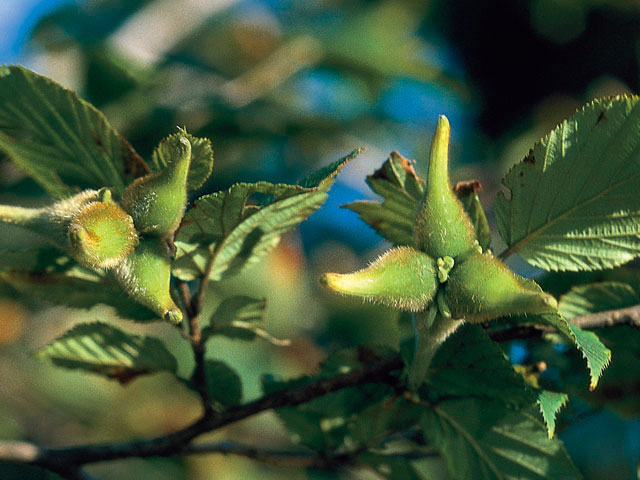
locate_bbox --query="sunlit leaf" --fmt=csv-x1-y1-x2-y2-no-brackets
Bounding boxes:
0,65,148,198
420,399,581,480
344,151,423,246
174,150,360,281
37,322,177,383
558,281,639,319
495,96,640,271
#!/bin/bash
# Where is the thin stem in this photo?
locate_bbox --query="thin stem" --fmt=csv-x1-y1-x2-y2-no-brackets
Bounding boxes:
0,304,635,474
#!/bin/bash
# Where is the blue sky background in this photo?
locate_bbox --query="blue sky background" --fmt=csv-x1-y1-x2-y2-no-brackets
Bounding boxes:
0,0,74,64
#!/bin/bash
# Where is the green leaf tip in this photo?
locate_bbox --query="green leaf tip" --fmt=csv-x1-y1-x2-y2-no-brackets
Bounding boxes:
320,246,438,311
414,115,477,259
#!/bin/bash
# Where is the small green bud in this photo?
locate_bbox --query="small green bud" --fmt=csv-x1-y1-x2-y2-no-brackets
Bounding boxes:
68,201,138,269
443,249,558,323
121,136,191,237
114,238,183,323
436,255,455,283
413,116,477,259
320,246,438,312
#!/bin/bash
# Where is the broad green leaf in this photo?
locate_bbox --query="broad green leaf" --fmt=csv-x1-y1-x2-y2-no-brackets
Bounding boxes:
262,346,395,452
455,181,492,251
0,65,148,198
201,360,242,408
424,325,535,408
174,151,359,281
344,151,423,245
150,132,213,192
348,397,423,446
358,452,422,480
37,322,177,383
200,296,287,345
558,281,639,319
495,96,640,271
420,399,581,480
537,390,568,439
0,269,158,322
535,313,611,390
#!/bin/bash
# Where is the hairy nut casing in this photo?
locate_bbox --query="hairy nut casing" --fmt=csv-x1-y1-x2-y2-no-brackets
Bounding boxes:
69,201,138,269
320,246,438,312
413,116,477,259
121,136,191,237
443,249,558,322
114,238,183,323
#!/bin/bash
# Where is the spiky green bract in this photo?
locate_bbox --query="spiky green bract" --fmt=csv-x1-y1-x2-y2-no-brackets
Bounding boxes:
114,238,182,324
413,115,477,259
444,250,558,323
0,189,101,250
69,202,138,269
121,136,191,237
320,246,438,312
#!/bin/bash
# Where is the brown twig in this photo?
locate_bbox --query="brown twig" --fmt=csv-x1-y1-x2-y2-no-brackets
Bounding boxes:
1,305,637,474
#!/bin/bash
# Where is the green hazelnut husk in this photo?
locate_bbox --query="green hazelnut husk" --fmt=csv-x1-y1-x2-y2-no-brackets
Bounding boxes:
320,246,438,312
121,136,191,237
114,238,183,324
68,201,138,270
413,115,477,259
443,249,558,323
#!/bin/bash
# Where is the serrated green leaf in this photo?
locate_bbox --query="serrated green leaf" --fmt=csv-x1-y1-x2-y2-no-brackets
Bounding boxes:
495,96,640,271
537,390,568,439
200,296,284,344
0,269,158,322
37,322,177,383
455,181,492,251
150,132,213,191
535,313,611,390
424,324,535,408
201,360,242,408
0,65,148,198
420,399,581,480
298,148,363,189
174,153,356,281
558,281,639,318
359,452,422,480
344,151,423,246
